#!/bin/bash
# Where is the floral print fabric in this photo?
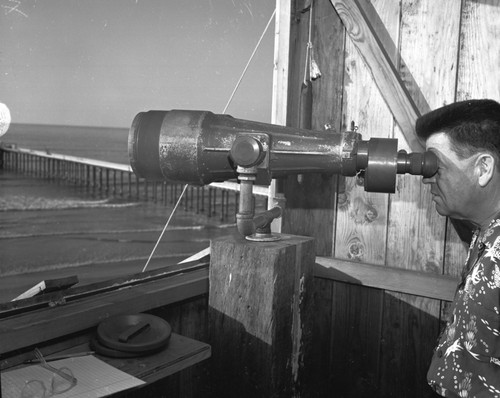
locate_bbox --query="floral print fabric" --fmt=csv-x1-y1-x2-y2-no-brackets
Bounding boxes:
428,219,500,397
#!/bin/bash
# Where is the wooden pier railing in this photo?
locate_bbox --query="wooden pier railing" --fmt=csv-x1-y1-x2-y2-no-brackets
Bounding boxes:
0,144,269,222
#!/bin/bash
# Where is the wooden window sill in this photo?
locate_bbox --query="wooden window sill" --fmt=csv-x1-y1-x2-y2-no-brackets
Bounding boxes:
0,261,209,357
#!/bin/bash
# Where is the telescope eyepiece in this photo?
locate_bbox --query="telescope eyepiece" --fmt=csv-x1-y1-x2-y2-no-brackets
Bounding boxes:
396,150,438,178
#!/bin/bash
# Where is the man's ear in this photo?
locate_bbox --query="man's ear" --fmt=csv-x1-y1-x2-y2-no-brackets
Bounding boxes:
477,153,496,187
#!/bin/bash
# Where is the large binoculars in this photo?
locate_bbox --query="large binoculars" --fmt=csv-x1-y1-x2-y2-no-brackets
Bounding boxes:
128,109,437,194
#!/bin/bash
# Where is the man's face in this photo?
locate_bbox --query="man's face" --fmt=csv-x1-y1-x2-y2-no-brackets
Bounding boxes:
423,132,479,220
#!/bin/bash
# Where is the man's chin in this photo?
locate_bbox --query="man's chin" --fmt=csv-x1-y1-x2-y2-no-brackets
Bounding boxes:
433,203,450,217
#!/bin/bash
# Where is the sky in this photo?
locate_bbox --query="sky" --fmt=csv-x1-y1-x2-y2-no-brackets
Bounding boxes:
0,0,275,128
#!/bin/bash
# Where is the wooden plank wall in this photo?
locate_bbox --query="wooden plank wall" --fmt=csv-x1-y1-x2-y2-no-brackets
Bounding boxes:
281,0,500,397
133,296,210,398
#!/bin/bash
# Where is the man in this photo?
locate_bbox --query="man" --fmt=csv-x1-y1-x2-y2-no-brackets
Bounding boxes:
416,99,500,397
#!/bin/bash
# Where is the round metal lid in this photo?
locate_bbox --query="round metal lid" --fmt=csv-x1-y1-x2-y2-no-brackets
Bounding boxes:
97,313,171,353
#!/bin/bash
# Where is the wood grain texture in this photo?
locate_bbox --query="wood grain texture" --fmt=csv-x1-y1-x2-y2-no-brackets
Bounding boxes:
281,0,344,256
311,0,346,131
334,180,389,263
334,0,397,266
0,262,207,318
388,0,462,272
457,0,500,102
331,0,424,151
286,0,311,130
334,31,392,264
450,0,500,274
386,0,454,270
208,234,315,397
280,3,346,394
308,277,335,396
154,303,207,398
329,281,383,396
328,1,396,395
271,0,291,127
387,175,447,274
315,256,458,301
268,0,292,234
381,2,463,395
379,292,441,398
2,297,211,398
0,268,209,355
273,0,498,396
282,206,335,256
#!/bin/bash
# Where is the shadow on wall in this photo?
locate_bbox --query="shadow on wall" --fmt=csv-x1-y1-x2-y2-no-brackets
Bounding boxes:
310,279,444,398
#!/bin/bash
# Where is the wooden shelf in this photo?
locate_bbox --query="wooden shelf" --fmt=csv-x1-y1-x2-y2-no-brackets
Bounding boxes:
97,333,211,384
2,333,211,397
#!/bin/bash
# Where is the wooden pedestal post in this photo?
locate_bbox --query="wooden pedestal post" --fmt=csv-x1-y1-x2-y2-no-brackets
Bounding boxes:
208,233,315,398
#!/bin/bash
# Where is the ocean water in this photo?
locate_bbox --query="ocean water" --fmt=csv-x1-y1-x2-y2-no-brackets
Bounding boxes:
1,123,133,212
0,124,232,299
0,123,135,214
2,123,130,164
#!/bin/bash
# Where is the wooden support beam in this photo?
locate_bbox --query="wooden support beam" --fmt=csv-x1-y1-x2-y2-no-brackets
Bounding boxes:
269,0,292,233
0,266,209,355
0,262,208,318
315,256,458,302
330,0,424,151
271,0,291,127
208,234,315,397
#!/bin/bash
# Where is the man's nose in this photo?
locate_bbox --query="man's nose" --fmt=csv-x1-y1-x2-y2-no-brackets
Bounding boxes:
422,174,435,185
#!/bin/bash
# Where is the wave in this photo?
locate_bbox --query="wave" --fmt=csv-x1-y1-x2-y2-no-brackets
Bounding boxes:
0,254,194,278
0,196,140,211
0,222,236,240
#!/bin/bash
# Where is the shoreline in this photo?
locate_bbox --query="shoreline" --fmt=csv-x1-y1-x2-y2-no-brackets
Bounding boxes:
0,170,237,302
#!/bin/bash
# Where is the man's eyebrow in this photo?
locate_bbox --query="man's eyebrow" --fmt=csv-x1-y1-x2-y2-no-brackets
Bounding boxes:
426,147,445,162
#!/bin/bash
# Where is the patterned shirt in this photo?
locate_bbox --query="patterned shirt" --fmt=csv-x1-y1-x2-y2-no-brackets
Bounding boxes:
428,218,500,397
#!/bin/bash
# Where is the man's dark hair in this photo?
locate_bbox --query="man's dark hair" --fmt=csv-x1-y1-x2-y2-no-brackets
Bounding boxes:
415,99,500,159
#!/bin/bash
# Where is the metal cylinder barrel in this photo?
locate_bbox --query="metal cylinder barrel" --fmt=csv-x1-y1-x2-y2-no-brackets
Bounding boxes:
128,109,438,193
129,110,236,184
128,110,355,185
